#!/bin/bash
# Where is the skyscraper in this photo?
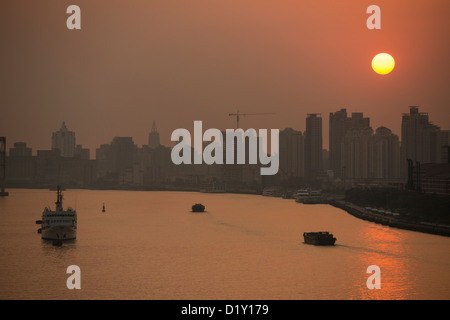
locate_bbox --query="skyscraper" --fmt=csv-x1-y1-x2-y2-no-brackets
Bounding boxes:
401,106,440,175
329,109,348,178
372,127,400,179
305,114,322,178
329,109,370,178
438,130,450,163
340,125,401,186
279,128,304,178
52,122,75,157
341,127,373,183
148,121,161,149
96,137,137,180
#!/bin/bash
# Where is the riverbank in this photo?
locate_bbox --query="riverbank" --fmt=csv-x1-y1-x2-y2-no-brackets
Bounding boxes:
1,185,261,195
330,200,450,237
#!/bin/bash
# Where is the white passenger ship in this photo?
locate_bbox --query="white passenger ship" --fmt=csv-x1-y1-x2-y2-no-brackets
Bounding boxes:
39,186,77,241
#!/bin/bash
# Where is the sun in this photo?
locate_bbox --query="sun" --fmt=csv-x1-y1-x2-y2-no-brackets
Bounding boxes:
371,53,395,75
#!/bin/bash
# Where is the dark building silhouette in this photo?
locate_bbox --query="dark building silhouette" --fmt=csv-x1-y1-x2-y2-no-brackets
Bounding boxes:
322,149,330,172
96,137,137,183
140,144,173,185
52,122,76,157
33,149,96,186
4,107,447,191
401,106,440,176
0,137,8,195
411,163,450,196
6,142,36,182
329,109,370,178
372,127,400,179
148,121,161,149
438,130,450,163
74,144,90,160
279,128,304,178
10,142,32,157
305,114,322,178
442,146,450,164
341,126,373,183
340,125,400,187
329,109,348,178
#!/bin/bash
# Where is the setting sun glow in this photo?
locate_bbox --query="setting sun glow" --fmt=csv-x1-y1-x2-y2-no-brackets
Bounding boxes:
371,53,395,75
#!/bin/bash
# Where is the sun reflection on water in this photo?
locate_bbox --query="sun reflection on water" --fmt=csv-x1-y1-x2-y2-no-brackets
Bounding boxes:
353,225,416,299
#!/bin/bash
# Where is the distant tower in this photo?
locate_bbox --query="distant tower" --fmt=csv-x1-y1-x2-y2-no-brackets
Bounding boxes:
305,114,323,178
52,121,76,157
372,127,400,179
148,121,161,149
279,128,304,178
329,109,370,178
401,106,440,177
329,109,348,178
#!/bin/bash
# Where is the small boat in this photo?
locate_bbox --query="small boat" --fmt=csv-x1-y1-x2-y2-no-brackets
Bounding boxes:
192,203,205,212
303,231,336,246
37,228,42,234
102,203,106,213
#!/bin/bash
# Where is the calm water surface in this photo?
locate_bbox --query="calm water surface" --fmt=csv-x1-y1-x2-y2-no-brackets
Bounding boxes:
1,189,449,299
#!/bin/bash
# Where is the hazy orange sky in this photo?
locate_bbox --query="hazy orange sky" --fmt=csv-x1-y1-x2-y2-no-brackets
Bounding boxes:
1,0,449,155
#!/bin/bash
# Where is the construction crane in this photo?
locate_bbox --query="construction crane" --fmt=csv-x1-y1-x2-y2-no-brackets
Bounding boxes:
228,110,274,129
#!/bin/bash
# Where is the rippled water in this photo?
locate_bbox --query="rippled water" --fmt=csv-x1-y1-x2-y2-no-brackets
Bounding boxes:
1,189,449,299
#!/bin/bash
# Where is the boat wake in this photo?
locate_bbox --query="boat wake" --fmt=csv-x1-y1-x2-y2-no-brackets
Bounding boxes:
335,243,419,261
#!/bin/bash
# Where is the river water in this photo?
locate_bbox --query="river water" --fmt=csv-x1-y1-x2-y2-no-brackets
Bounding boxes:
0,189,449,300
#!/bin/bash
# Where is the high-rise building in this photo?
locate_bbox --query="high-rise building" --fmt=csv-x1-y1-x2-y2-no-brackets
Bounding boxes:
305,114,322,178
341,127,373,182
372,127,400,179
401,106,440,175
437,130,450,163
279,128,304,178
148,121,161,149
141,144,174,184
348,112,370,130
110,137,136,174
52,122,75,157
96,137,137,181
329,109,348,177
340,125,401,186
322,149,330,172
329,109,370,178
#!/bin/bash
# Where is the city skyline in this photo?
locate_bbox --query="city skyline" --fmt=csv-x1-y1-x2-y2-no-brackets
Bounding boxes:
3,105,448,158
3,105,449,192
